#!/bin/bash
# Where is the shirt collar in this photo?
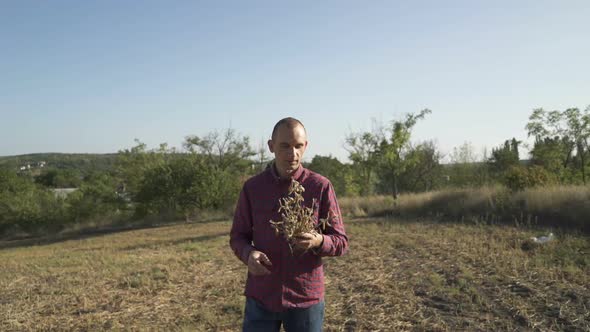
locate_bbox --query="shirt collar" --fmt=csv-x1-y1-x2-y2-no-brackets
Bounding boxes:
268,161,305,183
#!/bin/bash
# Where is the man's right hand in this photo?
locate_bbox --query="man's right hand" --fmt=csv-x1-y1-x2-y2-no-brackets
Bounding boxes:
247,250,272,276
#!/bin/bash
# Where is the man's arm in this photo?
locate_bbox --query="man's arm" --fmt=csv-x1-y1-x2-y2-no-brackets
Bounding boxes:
229,186,256,265
230,185,273,276
314,181,348,257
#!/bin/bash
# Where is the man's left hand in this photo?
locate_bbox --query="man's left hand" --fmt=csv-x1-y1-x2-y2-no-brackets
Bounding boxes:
293,232,323,252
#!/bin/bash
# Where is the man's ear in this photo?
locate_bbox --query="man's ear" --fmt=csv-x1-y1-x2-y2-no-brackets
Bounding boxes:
267,139,274,153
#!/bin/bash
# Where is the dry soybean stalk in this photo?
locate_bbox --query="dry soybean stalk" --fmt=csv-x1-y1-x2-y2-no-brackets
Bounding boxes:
269,179,334,254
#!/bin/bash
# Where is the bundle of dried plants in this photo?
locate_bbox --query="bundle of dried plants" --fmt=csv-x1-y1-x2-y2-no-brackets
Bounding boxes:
270,179,333,254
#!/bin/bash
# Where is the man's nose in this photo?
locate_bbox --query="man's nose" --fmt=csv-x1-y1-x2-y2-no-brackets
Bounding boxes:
287,147,296,158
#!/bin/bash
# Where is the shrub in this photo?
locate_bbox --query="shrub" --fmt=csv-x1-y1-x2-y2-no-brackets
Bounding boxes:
0,170,69,236
504,165,557,192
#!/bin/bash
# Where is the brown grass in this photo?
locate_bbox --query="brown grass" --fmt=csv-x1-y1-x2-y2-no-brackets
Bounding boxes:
1,218,588,331
339,185,590,231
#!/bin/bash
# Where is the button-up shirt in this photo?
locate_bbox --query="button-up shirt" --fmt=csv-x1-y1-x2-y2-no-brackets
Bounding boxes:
230,163,348,312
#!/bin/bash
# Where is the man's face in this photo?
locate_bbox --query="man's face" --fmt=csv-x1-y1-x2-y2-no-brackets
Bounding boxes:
268,124,308,178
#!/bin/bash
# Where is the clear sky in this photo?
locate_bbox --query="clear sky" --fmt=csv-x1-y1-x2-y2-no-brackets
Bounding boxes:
1,1,589,162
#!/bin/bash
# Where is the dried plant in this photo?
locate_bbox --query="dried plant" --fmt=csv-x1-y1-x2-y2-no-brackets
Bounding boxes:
269,179,333,254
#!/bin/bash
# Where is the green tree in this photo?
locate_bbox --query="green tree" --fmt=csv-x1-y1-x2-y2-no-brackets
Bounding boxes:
183,128,255,174
344,131,380,196
377,109,432,198
67,172,125,222
116,140,170,200
503,165,557,192
306,155,348,197
488,138,521,176
529,136,569,180
134,153,241,221
563,107,590,184
134,156,197,219
126,129,253,221
526,106,590,184
35,168,82,188
395,140,443,192
0,169,67,234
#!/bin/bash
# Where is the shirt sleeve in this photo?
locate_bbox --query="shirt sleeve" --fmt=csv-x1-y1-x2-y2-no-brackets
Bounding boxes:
229,185,255,265
315,181,348,257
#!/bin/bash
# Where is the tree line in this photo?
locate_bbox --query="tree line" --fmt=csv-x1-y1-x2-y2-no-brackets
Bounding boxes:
1,106,588,237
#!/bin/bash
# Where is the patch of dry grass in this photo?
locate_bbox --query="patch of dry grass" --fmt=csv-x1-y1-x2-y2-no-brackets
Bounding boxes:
339,195,396,217
324,220,589,331
340,185,590,231
0,222,244,331
1,219,588,331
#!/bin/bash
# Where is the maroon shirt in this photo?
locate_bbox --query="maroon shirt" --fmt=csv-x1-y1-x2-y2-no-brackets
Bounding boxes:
230,163,348,312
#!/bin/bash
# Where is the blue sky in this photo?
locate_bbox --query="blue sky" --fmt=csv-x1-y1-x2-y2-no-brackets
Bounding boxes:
1,1,589,162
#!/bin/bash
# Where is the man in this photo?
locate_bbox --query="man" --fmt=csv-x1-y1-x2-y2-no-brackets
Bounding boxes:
230,117,349,331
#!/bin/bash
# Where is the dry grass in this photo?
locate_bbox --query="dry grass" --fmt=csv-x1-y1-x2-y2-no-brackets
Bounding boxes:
0,222,244,331
339,195,396,217
1,218,588,331
324,219,589,331
339,185,590,231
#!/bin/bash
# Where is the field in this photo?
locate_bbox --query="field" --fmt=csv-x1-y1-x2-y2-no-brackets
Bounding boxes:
1,218,588,331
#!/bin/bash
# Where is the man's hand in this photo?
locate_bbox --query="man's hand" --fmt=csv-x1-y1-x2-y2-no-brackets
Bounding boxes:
247,250,272,276
293,232,324,252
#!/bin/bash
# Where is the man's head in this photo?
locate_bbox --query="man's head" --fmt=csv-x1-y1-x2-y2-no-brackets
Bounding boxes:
268,117,308,179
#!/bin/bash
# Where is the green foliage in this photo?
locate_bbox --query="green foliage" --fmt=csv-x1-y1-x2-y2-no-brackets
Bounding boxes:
116,140,170,200
306,155,351,197
183,128,255,174
67,172,125,222
504,165,557,192
376,109,432,198
489,138,521,175
0,169,68,235
345,110,433,197
0,153,118,175
35,168,82,188
4,106,589,237
125,130,253,221
344,130,380,196
133,156,240,220
530,136,570,179
526,106,590,184
395,141,444,192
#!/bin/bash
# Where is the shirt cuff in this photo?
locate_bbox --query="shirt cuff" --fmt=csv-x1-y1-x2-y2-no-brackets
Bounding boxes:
241,245,255,265
313,235,331,256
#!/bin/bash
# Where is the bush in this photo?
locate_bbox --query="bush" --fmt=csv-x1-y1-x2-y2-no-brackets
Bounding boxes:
0,170,69,236
35,168,82,188
504,165,557,192
134,156,241,221
66,172,126,223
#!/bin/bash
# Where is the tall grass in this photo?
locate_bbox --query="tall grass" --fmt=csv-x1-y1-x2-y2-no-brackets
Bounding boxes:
339,185,590,231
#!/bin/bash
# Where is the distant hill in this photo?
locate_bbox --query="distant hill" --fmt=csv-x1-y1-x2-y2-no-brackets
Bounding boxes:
0,153,119,175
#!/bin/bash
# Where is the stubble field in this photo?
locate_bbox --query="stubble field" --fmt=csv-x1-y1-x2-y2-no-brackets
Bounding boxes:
1,218,588,331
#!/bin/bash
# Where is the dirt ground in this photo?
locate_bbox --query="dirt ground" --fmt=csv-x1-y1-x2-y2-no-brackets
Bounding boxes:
1,218,588,331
